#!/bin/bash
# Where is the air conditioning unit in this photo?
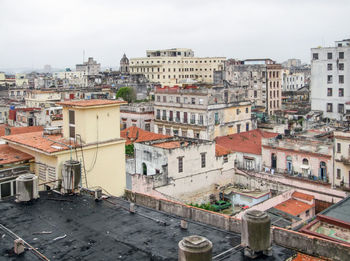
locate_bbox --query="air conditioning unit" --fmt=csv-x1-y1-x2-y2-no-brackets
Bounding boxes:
16,174,39,202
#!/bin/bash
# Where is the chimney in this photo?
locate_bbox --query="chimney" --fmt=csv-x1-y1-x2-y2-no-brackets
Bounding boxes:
178,235,212,261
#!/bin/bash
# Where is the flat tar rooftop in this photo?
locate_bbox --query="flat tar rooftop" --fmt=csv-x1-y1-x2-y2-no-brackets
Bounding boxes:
0,191,296,261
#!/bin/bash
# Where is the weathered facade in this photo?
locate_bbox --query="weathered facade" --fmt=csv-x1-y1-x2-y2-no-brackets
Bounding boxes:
130,137,234,202
154,85,252,140
261,135,333,185
120,102,154,131
334,130,350,188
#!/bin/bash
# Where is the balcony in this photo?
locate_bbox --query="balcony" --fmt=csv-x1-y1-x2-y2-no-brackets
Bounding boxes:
190,119,195,124
162,116,166,120
338,156,350,165
175,118,180,123
169,117,173,122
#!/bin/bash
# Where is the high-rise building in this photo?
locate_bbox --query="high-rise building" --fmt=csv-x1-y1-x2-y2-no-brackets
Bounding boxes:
311,39,350,120
129,48,225,86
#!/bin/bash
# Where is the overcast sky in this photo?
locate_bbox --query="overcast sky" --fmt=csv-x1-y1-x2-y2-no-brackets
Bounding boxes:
0,0,349,71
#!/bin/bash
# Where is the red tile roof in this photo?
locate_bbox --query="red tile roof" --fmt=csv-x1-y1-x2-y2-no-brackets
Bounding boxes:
292,252,326,261
153,141,188,149
0,125,44,137
215,129,278,155
292,191,315,202
57,99,126,107
121,126,170,145
215,144,231,156
2,132,73,153
0,144,34,164
274,199,313,216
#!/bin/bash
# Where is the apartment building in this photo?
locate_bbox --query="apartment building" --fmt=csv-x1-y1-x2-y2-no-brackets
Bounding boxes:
130,48,225,85
334,130,350,188
120,102,154,131
224,59,282,115
282,70,306,91
76,57,101,75
311,39,350,120
154,85,252,140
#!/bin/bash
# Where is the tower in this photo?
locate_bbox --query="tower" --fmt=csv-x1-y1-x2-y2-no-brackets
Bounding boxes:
120,54,129,74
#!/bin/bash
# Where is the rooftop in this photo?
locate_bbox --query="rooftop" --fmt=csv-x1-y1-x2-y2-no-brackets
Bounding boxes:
57,99,126,108
319,196,350,224
0,144,34,165
120,126,170,145
292,191,315,202
223,187,270,199
215,129,278,155
274,198,313,217
215,144,231,156
0,191,297,260
2,132,73,154
0,125,44,137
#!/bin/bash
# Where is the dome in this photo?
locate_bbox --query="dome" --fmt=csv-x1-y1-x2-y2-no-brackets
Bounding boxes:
120,53,129,64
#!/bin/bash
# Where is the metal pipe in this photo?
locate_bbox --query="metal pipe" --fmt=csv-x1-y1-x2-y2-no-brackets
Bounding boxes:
0,223,50,261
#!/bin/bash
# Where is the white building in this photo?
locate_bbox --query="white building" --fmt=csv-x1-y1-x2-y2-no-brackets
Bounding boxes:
282,70,306,91
76,57,101,75
311,39,350,120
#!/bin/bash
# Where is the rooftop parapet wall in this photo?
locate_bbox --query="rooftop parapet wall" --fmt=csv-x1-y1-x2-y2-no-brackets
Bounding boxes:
125,190,350,261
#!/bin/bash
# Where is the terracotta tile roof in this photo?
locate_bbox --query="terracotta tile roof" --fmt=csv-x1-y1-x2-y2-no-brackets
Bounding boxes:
0,125,44,137
274,198,313,216
0,144,34,164
153,141,188,149
292,252,326,261
121,126,170,145
2,132,73,153
292,191,315,202
215,129,278,155
216,144,231,156
57,99,126,107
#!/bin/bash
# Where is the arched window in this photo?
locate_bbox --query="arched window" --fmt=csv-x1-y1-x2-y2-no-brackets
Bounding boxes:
302,158,309,165
142,163,147,175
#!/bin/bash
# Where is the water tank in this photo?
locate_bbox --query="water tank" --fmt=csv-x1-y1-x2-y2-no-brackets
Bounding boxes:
241,210,272,258
16,174,39,202
178,235,212,261
62,160,81,193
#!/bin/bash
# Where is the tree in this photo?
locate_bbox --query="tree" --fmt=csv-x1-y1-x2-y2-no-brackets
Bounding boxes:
116,87,136,103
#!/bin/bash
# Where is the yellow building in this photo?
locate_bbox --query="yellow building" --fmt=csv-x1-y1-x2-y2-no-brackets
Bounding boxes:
334,131,350,188
130,48,225,86
3,99,127,196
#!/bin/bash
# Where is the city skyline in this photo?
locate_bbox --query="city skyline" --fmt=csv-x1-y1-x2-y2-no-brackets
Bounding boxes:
1,0,350,71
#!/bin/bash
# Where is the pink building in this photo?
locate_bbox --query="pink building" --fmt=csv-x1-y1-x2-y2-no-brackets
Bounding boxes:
261,135,333,185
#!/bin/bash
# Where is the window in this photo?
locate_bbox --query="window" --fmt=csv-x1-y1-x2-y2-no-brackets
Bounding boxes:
306,210,310,217
69,110,75,139
327,75,333,84
176,97,180,103
199,114,204,125
176,111,180,122
201,153,206,168
156,109,160,119
190,114,196,124
145,123,150,131
327,52,332,59
246,108,249,113
254,90,257,98
337,169,341,179
338,104,344,114
169,111,173,121
337,143,341,153
178,157,183,173
327,63,333,70
339,88,344,97
339,52,344,59
327,88,332,96
246,123,249,131
312,53,319,60
223,155,228,163
157,95,160,102
302,158,309,165
327,103,333,112
214,112,219,125
339,63,344,70
191,98,195,104
236,109,240,115
162,110,166,120
199,98,203,105
339,75,344,84
183,112,188,123
237,124,241,133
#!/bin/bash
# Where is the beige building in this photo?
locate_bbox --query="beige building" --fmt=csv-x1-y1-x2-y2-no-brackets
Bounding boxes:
25,90,62,108
2,99,127,196
154,85,252,140
267,64,282,115
130,48,225,85
334,130,350,188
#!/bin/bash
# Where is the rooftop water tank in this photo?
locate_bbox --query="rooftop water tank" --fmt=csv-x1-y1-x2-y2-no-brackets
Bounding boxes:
62,160,81,194
16,174,39,202
241,209,272,258
178,235,212,261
